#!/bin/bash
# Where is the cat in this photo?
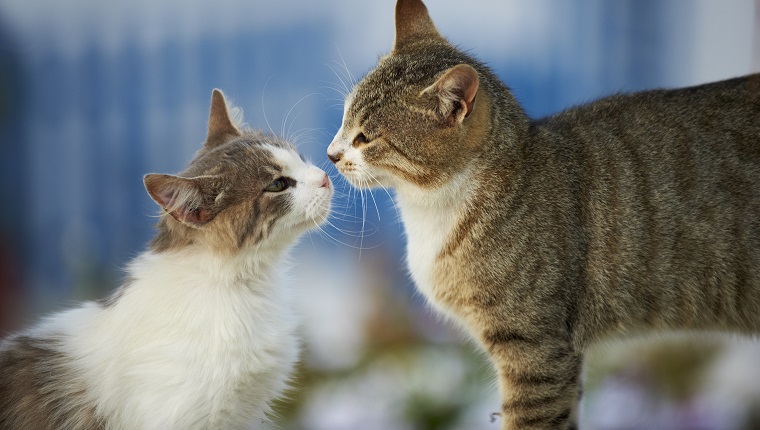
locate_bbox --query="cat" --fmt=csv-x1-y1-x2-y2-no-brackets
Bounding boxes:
0,89,333,430
326,0,760,429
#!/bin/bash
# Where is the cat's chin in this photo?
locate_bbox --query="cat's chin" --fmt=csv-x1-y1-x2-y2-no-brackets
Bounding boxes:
290,205,332,233
300,212,330,231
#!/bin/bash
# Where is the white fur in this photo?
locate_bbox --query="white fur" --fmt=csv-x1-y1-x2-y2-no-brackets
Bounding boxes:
395,182,463,313
265,144,332,229
31,247,297,430
329,121,471,320
21,146,332,430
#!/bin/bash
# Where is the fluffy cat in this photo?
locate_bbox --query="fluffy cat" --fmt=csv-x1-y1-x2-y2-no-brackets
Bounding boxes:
327,1,760,429
0,89,333,430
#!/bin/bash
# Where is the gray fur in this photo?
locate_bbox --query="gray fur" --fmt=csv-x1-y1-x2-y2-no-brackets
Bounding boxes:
0,335,104,430
332,1,760,428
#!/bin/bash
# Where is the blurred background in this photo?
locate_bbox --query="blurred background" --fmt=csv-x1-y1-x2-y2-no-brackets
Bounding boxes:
1,0,759,428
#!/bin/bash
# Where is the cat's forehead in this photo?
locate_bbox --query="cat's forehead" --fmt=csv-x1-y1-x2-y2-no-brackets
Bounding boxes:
348,46,476,121
187,133,298,178
265,144,303,167
347,54,449,123
346,67,408,126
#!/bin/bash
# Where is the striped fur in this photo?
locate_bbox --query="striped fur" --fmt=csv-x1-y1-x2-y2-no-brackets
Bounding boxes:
0,89,333,429
327,1,760,429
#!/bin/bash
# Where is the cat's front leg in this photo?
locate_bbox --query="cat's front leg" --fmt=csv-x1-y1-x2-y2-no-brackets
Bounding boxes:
484,329,582,430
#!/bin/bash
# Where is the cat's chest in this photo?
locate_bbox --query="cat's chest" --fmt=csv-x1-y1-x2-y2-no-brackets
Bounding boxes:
86,256,299,427
397,198,458,303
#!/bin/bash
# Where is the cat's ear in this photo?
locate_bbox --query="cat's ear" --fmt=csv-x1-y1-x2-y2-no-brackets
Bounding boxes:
206,89,241,149
144,174,216,227
393,0,444,50
423,64,480,125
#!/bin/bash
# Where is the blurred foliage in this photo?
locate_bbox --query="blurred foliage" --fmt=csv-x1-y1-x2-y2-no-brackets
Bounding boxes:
585,336,722,401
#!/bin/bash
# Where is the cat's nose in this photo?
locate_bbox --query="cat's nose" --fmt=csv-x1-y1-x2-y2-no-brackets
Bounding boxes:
327,141,343,163
320,173,331,188
327,152,341,163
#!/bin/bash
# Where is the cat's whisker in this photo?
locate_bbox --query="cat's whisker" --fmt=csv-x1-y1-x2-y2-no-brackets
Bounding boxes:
294,127,334,141
322,69,349,98
280,92,320,141
348,180,359,222
309,222,344,247
305,223,317,251
325,204,366,225
315,92,348,108
322,216,376,237
330,46,358,90
331,173,358,219
334,46,358,88
317,82,350,100
312,220,378,250
325,196,355,210
327,195,361,216
357,184,369,261
365,171,400,222
327,103,347,112
325,63,352,98
289,128,328,148
354,179,383,242
260,76,277,137
329,195,358,207
365,181,382,222
286,119,309,146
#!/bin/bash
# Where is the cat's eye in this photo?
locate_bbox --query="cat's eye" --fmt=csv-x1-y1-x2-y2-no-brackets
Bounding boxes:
264,177,293,193
352,132,369,147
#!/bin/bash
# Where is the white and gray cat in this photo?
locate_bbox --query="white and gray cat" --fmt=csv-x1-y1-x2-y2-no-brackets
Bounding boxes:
0,89,332,430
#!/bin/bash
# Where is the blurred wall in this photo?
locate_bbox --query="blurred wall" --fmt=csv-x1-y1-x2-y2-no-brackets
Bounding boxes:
1,0,754,330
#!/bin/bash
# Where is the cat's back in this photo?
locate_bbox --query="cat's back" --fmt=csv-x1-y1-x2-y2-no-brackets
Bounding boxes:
523,73,760,337
534,73,760,155
526,73,760,205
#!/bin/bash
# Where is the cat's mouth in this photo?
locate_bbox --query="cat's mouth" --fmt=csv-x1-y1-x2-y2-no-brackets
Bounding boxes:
338,167,391,190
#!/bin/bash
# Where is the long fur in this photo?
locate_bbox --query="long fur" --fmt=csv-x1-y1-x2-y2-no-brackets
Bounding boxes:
1,89,332,430
1,248,297,430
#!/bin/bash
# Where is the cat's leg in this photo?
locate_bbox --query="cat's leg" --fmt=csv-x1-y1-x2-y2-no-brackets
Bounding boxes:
484,330,582,430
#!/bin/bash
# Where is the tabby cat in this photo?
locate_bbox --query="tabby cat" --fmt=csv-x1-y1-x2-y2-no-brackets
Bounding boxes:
327,1,760,428
0,89,332,429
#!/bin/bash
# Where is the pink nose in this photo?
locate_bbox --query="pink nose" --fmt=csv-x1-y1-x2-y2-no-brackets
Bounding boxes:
320,174,331,189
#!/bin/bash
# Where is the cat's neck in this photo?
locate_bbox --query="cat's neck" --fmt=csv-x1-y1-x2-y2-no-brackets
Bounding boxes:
394,164,476,211
131,243,288,288
394,167,477,306
52,240,297,429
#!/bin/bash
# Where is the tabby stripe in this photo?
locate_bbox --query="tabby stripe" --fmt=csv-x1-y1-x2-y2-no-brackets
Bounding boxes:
508,368,578,391
513,407,572,428
237,196,289,248
550,408,573,427
439,210,479,258
502,391,563,411
382,136,422,164
483,328,540,347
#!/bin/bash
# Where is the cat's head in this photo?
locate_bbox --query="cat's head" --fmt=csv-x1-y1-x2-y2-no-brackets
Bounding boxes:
327,0,504,195
144,89,332,255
